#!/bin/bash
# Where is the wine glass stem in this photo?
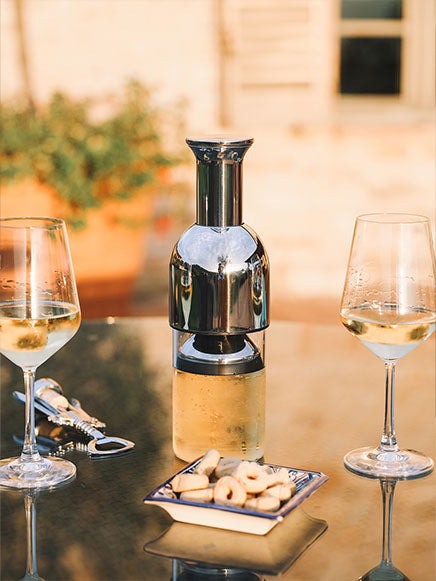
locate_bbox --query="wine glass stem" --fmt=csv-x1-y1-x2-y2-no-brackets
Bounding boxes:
380,361,399,452
380,479,395,565
24,493,39,577
22,368,42,463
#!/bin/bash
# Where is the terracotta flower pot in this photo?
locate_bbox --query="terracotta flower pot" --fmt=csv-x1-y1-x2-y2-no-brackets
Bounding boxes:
1,179,153,317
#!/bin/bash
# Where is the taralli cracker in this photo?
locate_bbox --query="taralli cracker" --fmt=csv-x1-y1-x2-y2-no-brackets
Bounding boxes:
214,457,241,479
171,473,209,493
233,461,269,494
195,449,221,477
214,476,247,507
260,464,274,475
266,467,291,488
262,482,296,501
180,488,214,503
244,495,281,512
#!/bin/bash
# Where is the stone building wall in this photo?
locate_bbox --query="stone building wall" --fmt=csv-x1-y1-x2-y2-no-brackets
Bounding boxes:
1,0,434,320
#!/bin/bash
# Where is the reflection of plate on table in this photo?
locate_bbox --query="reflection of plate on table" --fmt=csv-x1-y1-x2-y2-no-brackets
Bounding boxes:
143,457,328,535
144,508,328,576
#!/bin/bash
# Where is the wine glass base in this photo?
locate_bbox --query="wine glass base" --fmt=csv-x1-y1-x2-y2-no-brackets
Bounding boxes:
359,562,411,580
344,446,434,480
0,456,76,490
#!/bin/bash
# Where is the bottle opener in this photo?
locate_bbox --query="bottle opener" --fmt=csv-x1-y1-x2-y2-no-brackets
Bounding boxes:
13,378,135,456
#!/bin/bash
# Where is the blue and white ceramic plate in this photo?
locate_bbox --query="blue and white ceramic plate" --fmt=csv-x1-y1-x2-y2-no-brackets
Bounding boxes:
143,457,328,535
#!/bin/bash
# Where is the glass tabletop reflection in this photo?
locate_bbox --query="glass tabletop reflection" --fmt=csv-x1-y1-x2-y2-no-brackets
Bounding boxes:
1,317,435,580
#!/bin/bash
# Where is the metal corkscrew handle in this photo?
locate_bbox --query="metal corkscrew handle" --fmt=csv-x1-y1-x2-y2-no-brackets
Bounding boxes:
13,378,135,456
71,419,135,456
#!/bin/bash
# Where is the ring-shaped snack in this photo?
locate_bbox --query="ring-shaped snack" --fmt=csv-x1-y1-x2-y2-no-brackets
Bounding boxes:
263,481,296,501
195,449,221,477
213,476,247,507
265,467,290,488
171,473,209,493
214,457,241,479
180,487,214,503
244,495,280,512
234,461,269,494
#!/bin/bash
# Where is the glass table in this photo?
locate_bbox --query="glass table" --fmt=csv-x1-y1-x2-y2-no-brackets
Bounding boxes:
1,317,435,580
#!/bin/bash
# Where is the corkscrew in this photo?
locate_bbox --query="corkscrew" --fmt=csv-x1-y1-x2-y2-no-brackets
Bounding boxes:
13,378,135,456
13,419,90,457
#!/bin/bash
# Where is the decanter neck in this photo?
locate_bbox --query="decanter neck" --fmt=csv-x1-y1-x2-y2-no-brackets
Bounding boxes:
186,136,253,227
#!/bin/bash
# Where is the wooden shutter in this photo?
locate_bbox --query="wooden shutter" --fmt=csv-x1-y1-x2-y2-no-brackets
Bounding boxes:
219,0,335,126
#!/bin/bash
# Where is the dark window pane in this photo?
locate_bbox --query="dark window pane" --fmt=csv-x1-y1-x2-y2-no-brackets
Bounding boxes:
341,0,402,19
340,37,401,94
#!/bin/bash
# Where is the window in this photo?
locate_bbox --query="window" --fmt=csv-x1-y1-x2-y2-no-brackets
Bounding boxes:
340,37,401,94
341,0,402,20
339,0,403,95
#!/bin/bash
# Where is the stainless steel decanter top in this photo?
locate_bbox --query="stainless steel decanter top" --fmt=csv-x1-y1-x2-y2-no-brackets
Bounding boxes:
170,136,270,335
189,135,251,227
169,136,270,462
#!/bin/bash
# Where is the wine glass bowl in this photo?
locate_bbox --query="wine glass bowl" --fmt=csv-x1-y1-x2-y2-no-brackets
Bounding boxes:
341,214,435,479
0,217,81,489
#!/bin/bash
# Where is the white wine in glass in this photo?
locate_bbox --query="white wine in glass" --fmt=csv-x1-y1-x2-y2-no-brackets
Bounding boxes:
0,217,81,489
341,214,435,479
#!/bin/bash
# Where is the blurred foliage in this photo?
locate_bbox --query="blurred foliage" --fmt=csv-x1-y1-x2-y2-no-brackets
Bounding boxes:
0,81,186,229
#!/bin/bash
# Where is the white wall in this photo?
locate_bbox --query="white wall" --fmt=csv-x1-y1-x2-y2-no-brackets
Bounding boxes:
0,0,220,132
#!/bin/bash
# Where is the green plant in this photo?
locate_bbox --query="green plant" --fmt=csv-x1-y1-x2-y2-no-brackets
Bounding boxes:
0,81,184,229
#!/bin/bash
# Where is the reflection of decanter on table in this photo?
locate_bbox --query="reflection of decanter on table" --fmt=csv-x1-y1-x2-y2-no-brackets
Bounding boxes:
173,560,260,580
20,492,45,581
358,479,410,581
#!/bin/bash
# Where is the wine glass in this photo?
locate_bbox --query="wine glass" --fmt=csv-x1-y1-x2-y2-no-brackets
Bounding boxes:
21,491,45,581
358,478,410,581
341,214,435,479
0,217,81,489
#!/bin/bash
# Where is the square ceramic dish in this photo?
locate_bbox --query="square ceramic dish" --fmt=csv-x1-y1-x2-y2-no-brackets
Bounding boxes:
143,457,328,535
